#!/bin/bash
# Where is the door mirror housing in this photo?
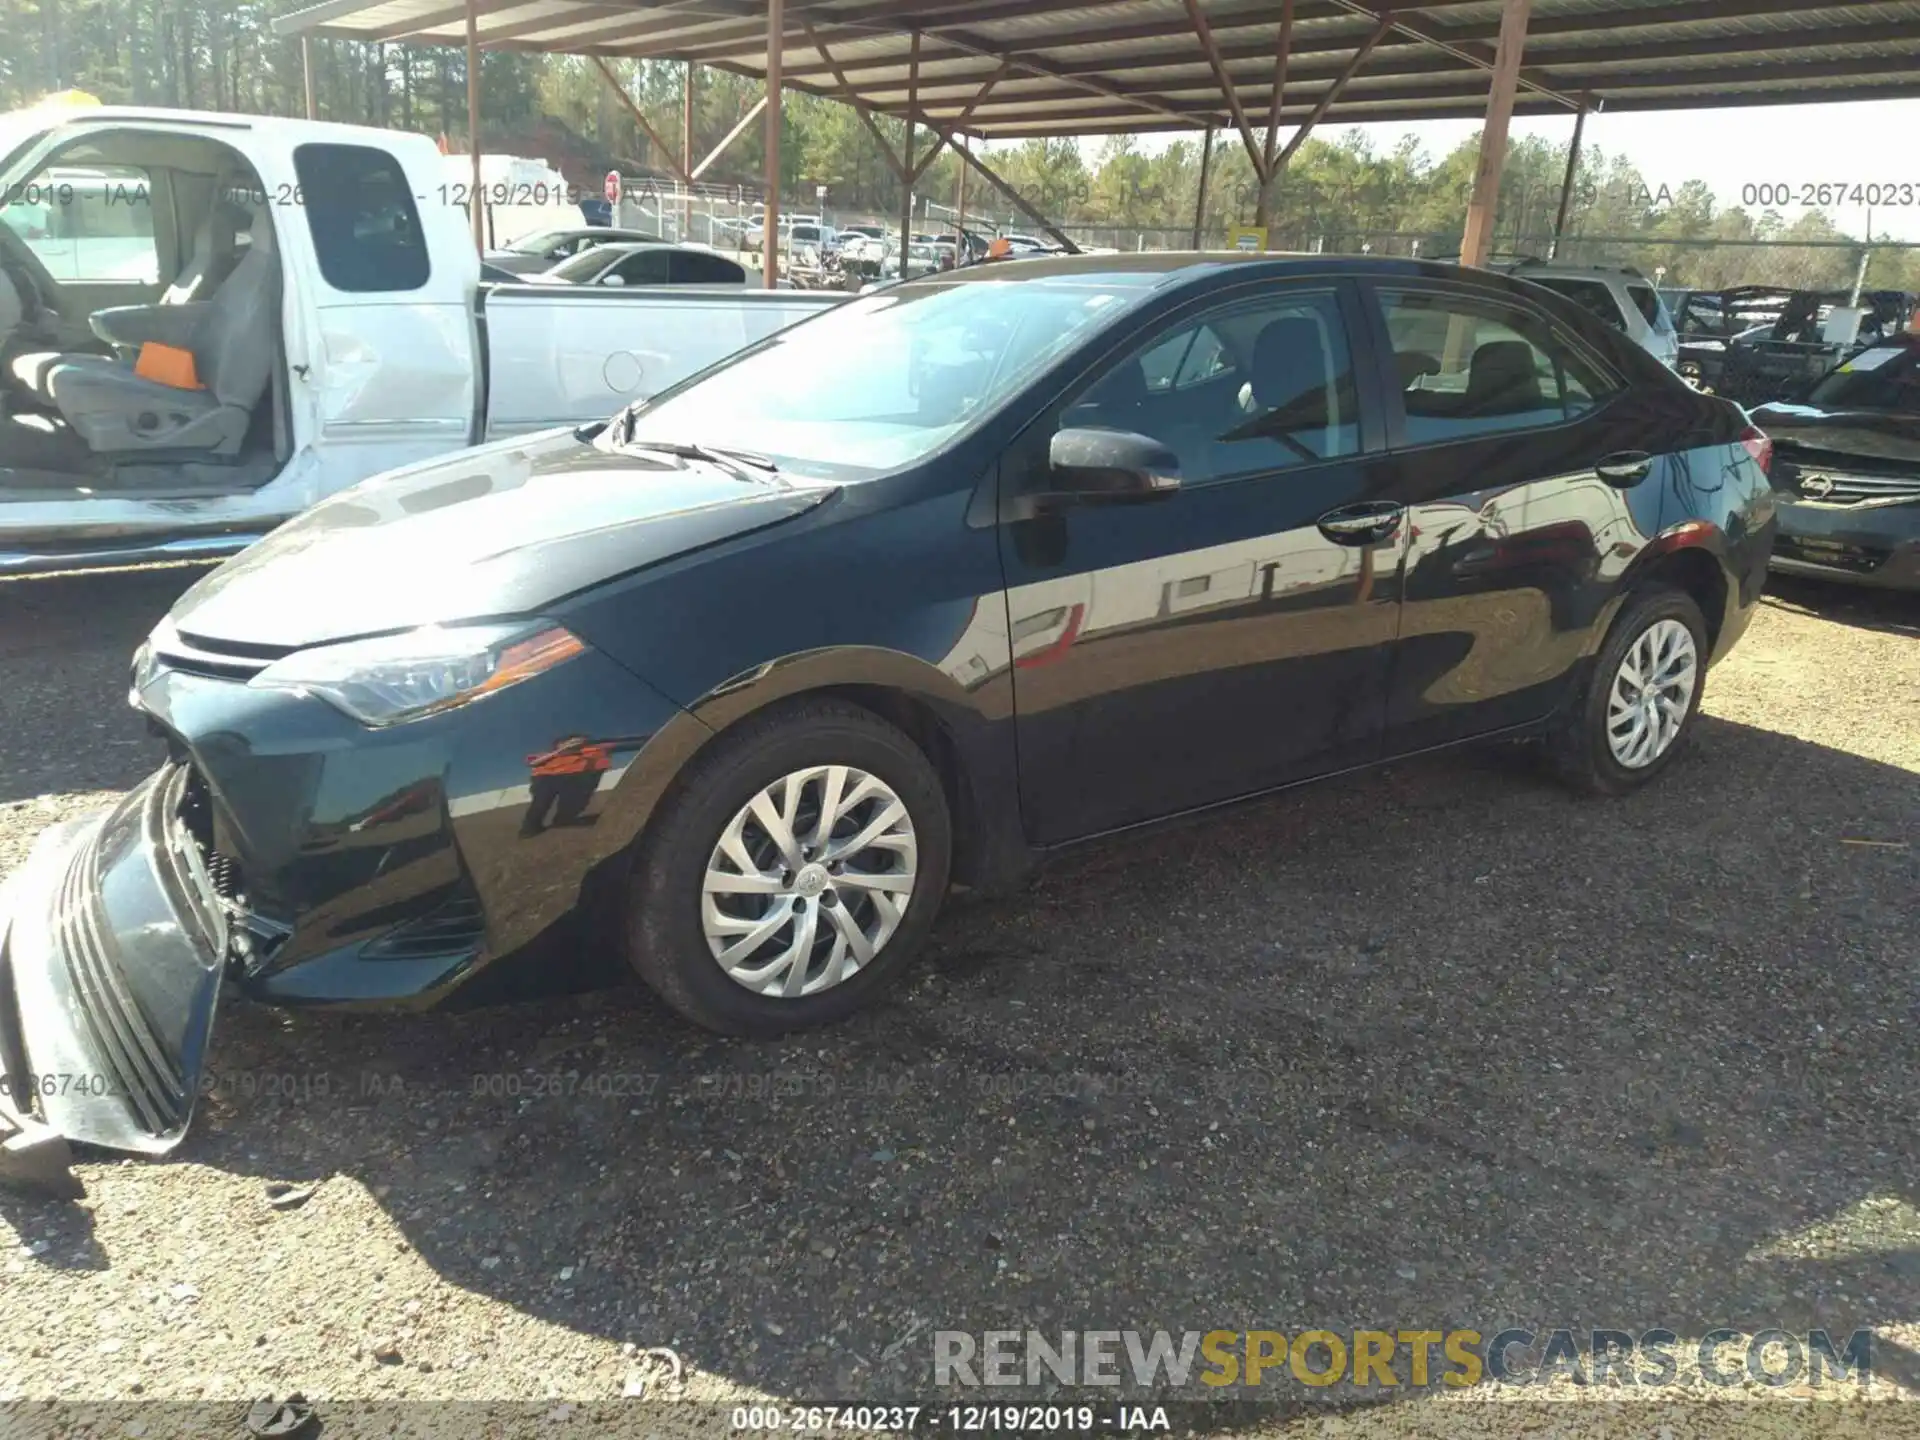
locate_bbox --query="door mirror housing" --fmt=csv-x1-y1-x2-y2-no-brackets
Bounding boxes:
1021,428,1181,516
600,272,627,287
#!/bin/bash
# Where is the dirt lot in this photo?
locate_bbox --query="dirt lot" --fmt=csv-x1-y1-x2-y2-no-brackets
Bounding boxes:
0,565,1916,1437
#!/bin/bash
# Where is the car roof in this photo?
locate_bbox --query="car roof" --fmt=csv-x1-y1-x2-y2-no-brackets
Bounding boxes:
920,251,1581,288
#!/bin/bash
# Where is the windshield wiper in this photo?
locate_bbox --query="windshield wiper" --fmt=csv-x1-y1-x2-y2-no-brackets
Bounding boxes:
618,436,780,483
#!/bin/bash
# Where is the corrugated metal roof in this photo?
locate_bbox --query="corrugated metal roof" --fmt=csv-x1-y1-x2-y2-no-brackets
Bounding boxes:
275,0,1920,138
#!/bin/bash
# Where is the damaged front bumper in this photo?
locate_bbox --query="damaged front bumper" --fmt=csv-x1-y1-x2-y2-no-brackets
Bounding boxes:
0,765,227,1194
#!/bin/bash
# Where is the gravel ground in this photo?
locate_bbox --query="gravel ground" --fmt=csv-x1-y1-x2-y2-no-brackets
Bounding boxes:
0,566,1916,1439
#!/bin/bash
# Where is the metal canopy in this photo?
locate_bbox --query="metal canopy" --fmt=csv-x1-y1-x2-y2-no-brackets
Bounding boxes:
277,0,1920,139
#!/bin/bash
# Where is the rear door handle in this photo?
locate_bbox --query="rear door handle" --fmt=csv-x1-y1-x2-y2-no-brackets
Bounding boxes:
1317,501,1404,546
1595,450,1653,486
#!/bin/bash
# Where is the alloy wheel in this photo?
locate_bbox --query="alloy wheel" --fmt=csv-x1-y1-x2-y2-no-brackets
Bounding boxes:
701,765,918,997
1605,618,1699,769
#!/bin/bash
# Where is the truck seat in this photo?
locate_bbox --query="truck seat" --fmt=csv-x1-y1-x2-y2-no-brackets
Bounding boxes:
41,208,278,457
11,197,249,398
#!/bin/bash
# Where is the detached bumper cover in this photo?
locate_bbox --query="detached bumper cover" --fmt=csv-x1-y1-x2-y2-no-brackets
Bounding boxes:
0,766,226,1191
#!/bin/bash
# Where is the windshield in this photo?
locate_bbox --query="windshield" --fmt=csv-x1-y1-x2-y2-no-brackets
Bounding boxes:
618,273,1154,478
1808,343,1920,412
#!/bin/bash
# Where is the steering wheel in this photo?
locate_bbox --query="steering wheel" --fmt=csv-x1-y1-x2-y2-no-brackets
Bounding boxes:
0,217,58,323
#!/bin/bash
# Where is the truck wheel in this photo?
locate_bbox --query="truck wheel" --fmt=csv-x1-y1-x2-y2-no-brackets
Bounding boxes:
1546,586,1709,796
625,698,951,1036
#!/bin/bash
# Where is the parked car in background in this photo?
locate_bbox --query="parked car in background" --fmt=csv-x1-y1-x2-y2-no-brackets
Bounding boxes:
528,241,749,288
1674,285,1918,402
485,225,664,275
1753,332,1920,589
998,233,1058,256
1495,259,1679,368
0,253,1775,1184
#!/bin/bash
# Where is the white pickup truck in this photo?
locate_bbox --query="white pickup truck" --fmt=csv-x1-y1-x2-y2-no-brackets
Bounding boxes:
0,106,841,575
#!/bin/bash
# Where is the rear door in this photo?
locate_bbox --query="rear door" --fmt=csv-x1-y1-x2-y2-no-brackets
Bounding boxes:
1360,281,1666,753
1002,278,1405,843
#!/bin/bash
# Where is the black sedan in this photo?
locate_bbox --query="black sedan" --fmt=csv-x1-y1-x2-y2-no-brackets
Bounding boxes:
1753,333,1920,589
0,254,1776,1181
483,225,664,276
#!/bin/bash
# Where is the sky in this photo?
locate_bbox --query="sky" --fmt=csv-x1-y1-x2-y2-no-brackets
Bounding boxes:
1030,98,1920,245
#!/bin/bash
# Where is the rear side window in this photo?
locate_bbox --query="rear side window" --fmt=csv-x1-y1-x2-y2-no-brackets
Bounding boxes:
611,249,671,284
1379,288,1617,446
293,143,429,293
669,251,746,284
1529,277,1623,330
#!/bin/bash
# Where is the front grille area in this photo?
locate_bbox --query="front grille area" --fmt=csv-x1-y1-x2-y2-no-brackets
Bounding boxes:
55,816,191,1137
1774,535,1891,574
362,891,487,961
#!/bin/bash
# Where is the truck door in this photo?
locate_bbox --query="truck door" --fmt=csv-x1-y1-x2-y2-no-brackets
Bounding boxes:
280,141,479,495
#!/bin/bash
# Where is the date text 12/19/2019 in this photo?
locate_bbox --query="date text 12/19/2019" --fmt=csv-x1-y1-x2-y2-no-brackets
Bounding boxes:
730,1404,1172,1432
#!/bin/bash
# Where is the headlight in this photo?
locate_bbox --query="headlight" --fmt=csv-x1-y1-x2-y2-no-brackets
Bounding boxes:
249,622,585,727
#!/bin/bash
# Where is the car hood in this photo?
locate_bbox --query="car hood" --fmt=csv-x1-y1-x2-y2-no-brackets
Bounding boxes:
1752,402,1920,468
166,429,837,651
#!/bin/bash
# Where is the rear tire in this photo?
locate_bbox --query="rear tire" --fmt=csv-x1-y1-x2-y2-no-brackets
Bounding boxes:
1547,586,1710,796
625,698,952,1036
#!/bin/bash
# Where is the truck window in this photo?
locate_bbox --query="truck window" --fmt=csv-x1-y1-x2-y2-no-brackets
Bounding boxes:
1527,277,1623,330
293,143,430,293
1626,283,1669,329
2,166,159,283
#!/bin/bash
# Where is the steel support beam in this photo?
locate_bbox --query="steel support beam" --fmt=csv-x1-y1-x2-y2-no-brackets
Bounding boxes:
901,30,920,265
1329,0,1573,108
1255,0,1294,226
764,0,784,289
1549,96,1587,258
1270,14,1391,175
1183,0,1263,177
1192,124,1214,248
593,56,694,185
692,94,767,179
466,0,483,254
1460,0,1532,265
954,146,1078,254
683,62,696,237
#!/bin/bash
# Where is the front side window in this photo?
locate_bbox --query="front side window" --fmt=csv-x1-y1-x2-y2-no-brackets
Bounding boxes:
1379,288,1616,446
293,143,429,293
1060,290,1359,487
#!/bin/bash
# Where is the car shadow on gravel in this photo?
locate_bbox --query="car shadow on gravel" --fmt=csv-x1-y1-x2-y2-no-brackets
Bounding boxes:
45,709,1903,1416
1762,574,1920,637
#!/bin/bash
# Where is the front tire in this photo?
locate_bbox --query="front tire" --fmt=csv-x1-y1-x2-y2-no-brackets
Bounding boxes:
625,699,952,1036
1547,586,1709,796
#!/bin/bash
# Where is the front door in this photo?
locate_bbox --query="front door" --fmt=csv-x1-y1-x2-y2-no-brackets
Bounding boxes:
1001,279,1405,845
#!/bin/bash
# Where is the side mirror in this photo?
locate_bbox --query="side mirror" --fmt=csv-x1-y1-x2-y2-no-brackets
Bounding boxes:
600,272,627,287
1018,428,1181,516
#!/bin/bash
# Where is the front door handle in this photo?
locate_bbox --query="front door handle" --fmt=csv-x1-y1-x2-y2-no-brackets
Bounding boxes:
1317,501,1404,546
1595,450,1653,486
